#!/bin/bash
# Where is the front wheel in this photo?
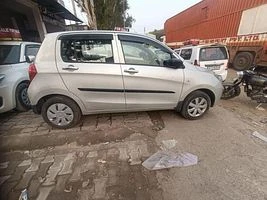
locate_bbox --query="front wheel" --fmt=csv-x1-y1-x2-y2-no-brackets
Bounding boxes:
221,83,241,100
41,96,81,129
181,91,211,120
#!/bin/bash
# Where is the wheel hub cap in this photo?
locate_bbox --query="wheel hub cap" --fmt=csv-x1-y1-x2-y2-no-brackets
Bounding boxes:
47,103,74,126
187,97,208,117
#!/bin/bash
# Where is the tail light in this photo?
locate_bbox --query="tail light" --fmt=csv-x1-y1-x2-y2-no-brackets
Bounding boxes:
28,63,37,81
194,59,200,66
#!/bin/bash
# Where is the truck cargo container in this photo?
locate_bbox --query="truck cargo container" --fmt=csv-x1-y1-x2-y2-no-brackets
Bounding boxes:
165,0,267,70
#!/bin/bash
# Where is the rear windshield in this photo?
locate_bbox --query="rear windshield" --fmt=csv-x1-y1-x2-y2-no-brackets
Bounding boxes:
0,45,20,65
199,47,228,61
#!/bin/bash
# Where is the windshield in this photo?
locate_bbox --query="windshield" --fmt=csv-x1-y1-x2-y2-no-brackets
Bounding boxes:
0,45,20,65
199,47,228,61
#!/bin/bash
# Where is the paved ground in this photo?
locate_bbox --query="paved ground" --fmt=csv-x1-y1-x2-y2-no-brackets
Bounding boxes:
0,69,266,200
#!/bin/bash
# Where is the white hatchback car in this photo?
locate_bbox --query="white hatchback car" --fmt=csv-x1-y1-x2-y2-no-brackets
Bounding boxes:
175,44,229,81
28,31,223,129
0,41,40,113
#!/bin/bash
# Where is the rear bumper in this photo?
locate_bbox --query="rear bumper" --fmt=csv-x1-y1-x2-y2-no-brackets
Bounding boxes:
0,84,16,113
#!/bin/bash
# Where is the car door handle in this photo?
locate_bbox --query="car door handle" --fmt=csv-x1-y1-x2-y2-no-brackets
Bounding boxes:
124,68,139,74
62,65,79,70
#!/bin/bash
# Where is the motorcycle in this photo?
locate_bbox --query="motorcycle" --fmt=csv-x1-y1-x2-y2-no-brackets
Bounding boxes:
221,67,267,103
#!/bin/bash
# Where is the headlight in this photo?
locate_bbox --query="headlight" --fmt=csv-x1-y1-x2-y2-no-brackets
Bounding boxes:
237,71,244,79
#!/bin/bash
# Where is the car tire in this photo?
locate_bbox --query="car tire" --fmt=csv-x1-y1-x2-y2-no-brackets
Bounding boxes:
41,96,81,129
181,91,211,120
233,52,254,71
15,82,31,112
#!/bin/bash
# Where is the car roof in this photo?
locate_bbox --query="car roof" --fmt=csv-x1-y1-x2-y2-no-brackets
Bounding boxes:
45,30,161,44
0,41,40,45
179,44,226,49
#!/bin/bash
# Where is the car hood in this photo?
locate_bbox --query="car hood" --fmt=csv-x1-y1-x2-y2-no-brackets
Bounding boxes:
183,62,212,74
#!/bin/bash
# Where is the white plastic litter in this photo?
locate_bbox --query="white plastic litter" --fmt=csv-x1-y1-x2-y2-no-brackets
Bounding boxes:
252,131,267,143
142,151,198,170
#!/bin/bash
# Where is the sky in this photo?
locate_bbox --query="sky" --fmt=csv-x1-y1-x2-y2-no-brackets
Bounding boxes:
127,0,201,33
63,0,202,33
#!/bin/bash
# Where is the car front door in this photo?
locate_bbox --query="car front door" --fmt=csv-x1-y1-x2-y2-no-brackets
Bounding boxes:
56,34,125,113
117,34,184,110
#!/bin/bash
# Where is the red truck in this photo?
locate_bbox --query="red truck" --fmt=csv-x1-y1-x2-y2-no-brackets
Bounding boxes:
164,0,267,71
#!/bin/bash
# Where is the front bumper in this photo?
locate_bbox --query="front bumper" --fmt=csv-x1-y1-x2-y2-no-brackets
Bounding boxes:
0,84,16,113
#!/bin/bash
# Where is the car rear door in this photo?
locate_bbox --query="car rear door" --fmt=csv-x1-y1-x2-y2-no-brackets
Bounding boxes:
56,33,125,113
117,34,184,111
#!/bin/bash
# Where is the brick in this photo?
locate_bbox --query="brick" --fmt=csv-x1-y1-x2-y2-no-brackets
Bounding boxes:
26,158,43,172
42,155,64,186
69,165,82,182
77,188,94,200
118,147,129,161
58,153,76,175
28,179,41,199
7,166,28,182
81,115,97,131
18,159,31,167
96,116,111,130
108,168,117,186
0,161,9,169
36,186,54,200
111,115,124,127
15,172,35,190
107,148,119,158
93,177,107,199
59,159,75,175
21,127,37,133
0,175,10,186
41,155,54,164
55,175,69,192
86,151,98,158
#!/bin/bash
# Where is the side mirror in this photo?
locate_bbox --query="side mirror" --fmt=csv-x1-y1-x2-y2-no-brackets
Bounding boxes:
164,58,184,69
26,55,35,63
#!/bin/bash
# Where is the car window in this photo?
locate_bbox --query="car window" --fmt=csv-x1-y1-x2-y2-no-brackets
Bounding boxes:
174,49,180,54
25,45,40,57
121,41,171,66
180,49,192,60
61,39,114,63
0,45,20,65
199,47,228,61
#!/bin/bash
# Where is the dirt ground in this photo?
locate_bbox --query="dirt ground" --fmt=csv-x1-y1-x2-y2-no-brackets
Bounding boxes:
0,69,266,200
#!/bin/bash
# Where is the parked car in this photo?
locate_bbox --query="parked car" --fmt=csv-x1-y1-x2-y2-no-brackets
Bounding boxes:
28,31,223,129
174,44,229,81
0,41,40,113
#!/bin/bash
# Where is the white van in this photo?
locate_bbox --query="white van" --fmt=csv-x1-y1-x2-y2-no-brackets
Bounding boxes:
175,44,229,81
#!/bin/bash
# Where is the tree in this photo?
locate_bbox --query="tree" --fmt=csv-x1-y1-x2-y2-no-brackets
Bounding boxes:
149,29,165,40
75,0,135,30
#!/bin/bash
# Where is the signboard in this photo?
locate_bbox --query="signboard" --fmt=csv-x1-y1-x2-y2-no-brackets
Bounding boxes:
0,28,22,41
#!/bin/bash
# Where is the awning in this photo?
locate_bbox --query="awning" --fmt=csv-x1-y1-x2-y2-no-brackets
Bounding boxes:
36,0,83,23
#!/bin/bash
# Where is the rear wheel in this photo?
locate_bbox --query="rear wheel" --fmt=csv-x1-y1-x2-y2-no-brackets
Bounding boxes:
15,82,31,112
233,52,254,71
181,91,211,120
41,96,81,129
